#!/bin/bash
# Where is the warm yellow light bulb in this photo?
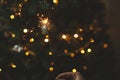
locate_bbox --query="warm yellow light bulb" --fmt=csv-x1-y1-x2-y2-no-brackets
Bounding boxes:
80,37,84,41
53,0,58,5
74,34,79,38
62,34,67,39
44,38,49,43
79,28,84,32
64,49,68,54
10,15,15,19
25,51,30,56
49,67,54,72
90,38,95,43
18,3,22,7
41,18,48,25
70,53,75,58
87,48,92,53
23,28,28,33
89,26,94,30
103,43,108,48
29,38,34,43
72,68,77,73
0,68,2,72
11,33,16,38
81,49,85,54
11,63,16,68
46,35,49,38
49,51,53,56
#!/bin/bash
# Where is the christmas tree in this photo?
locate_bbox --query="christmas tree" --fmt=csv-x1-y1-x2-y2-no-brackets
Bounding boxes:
0,0,115,80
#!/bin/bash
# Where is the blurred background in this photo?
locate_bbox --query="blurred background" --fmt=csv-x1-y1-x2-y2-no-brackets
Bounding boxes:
102,0,120,79
0,0,120,80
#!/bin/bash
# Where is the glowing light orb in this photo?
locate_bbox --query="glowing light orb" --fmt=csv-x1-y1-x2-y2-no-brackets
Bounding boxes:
23,28,28,33
80,37,83,41
25,51,30,56
53,0,59,5
90,38,95,43
10,15,15,19
44,38,49,43
70,53,75,58
72,68,77,73
49,51,53,56
29,38,34,43
0,68,2,72
64,49,68,54
80,49,85,54
87,48,92,53
79,28,84,32
103,43,108,48
74,34,79,38
11,33,16,38
40,18,49,25
10,63,16,68
49,67,54,72
62,34,67,39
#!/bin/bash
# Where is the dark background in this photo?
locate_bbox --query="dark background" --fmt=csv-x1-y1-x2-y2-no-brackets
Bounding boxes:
102,0,120,79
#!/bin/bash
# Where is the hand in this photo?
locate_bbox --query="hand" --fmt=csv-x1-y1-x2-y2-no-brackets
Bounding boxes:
56,72,84,80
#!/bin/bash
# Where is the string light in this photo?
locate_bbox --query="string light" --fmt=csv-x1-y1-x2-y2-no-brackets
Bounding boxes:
53,0,59,5
23,28,28,33
10,15,15,19
49,67,54,72
45,35,49,38
64,49,68,54
29,38,34,43
90,38,95,43
103,43,108,48
79,28,84,32
44,38,49,43
80,49,85,54
87,48,92,53
70,53,75,58
40,18,49,25
10,63,16,68
18,3,22,7
0,68,2,72
72,68,77,73
11,33,16,38
25,50,35,56
79,37,84,41
62,34,67,39
49,51,53,56
89,25,94,30
74,34,79,38
25,51,30,56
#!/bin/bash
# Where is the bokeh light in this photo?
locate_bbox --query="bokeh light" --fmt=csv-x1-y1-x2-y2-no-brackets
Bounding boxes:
44,38,49,43
49,67,54,72
29,38,34,43
72,68,77,73
87,48,92,53
74,34,79,38
23,28,28,33
80,49,85,54
10,15,15,19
